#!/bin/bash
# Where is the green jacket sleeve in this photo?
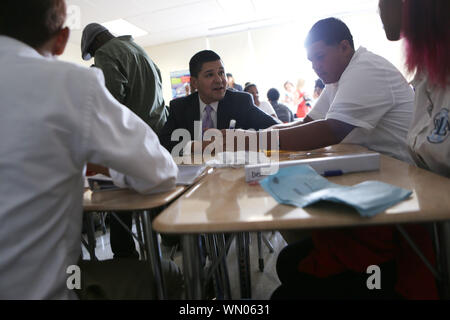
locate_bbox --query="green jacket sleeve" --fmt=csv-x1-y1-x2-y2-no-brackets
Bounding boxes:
95,51,128,105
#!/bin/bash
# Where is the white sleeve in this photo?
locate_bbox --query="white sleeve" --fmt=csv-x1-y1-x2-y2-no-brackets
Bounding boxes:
307,85,332,120
259,101,277,116
83,69,178,194
325,62,394,129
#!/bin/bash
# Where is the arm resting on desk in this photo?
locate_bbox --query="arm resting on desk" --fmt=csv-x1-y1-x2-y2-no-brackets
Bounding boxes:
222,118,354,151
85,70,178,195
278,118,355,151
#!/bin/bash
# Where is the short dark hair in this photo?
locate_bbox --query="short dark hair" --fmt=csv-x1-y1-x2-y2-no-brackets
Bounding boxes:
226,73,233,78
305,17,354,50
315,79,325,90
267,88,280,101
244,83,256,92
189,50,222,78
0,0,66,49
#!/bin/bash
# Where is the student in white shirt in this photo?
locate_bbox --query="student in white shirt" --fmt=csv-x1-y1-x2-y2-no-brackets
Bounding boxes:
0,0,182,299
244,83,278,118
227,18,414,164
269,17,438,300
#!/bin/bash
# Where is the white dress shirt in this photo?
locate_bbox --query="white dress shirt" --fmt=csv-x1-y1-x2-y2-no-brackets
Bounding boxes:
258,101,277,117
0,36,178,299
308,47,414,163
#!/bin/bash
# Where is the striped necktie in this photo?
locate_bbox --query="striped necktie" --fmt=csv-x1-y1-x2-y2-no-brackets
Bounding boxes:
202,104,214,133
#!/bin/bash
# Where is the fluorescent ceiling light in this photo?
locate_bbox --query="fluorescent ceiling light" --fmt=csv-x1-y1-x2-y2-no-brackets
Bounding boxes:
101,19,148,38
209,18,273,32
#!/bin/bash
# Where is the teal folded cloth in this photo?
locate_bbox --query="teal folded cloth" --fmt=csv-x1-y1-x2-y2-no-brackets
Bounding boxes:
259,165,412,217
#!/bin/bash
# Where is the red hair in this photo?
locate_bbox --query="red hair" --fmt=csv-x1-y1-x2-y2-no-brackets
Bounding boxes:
402,0,450,87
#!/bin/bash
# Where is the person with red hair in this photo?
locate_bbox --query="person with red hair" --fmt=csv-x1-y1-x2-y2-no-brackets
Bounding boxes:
379,0,450,177
271,12,442,301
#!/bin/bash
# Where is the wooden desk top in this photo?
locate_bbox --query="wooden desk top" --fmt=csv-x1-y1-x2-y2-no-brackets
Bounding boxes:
83,186,186,212
153,155,450,234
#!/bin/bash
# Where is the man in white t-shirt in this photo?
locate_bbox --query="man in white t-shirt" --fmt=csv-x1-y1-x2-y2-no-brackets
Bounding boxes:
228,18,414,163
0,0,182,299
305,42,414,162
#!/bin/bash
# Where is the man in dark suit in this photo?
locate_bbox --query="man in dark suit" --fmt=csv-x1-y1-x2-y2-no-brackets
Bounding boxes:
160,50,279,153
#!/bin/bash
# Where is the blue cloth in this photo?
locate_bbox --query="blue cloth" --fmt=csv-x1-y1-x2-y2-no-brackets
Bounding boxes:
259,165,412,217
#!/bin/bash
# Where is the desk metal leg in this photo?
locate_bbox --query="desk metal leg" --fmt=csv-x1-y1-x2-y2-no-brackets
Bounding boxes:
84,214,97,261
81,236,97,261
216,234,232,299
133,213,146,260
257,232,264,272
236,232,251,299
397,223,450,299
206,234,223,299
396,225,441,279
141,210,166,300
204,234,233,300
182,234,204,299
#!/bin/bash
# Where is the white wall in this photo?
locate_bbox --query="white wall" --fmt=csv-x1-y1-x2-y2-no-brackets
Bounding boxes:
145,11,408,107
60,41,91,67
59,10,408,108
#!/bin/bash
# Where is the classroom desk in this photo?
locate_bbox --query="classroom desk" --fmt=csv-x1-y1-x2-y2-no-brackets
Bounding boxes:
153,153,450,299
83,186,185,300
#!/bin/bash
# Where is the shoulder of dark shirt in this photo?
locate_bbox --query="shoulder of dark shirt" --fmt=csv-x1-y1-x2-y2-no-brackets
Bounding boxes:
278,102,292,111
223,89,253,104
168,90,251,112
169,92,197,110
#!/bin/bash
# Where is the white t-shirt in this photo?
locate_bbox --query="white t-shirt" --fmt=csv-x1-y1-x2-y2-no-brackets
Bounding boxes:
407,73,450,177
0,36,178,299
258,100,277,117
308,47,414,163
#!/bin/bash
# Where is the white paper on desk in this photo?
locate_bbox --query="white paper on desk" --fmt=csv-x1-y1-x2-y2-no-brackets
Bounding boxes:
176,165,206,185
206,151,270,168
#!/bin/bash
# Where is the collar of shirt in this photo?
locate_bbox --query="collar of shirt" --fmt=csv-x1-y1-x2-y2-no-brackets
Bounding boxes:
335,46,365,86
199,97,219,128
325,46,365,90
0,35,43,59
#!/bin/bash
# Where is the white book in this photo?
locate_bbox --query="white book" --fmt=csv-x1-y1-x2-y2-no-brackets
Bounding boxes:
245,152,380,182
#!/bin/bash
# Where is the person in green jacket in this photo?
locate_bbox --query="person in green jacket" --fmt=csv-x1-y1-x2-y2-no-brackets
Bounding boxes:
81,23,169,259
81,23,167,135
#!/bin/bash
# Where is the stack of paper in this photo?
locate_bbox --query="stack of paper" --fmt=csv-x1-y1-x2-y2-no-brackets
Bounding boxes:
259,165,412,217
245,152,380,182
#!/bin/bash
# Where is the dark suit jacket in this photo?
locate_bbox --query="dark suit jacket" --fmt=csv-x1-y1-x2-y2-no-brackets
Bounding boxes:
160,90,279,152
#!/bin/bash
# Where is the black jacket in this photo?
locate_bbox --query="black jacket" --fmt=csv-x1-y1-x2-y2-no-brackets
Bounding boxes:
160,90,279,152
